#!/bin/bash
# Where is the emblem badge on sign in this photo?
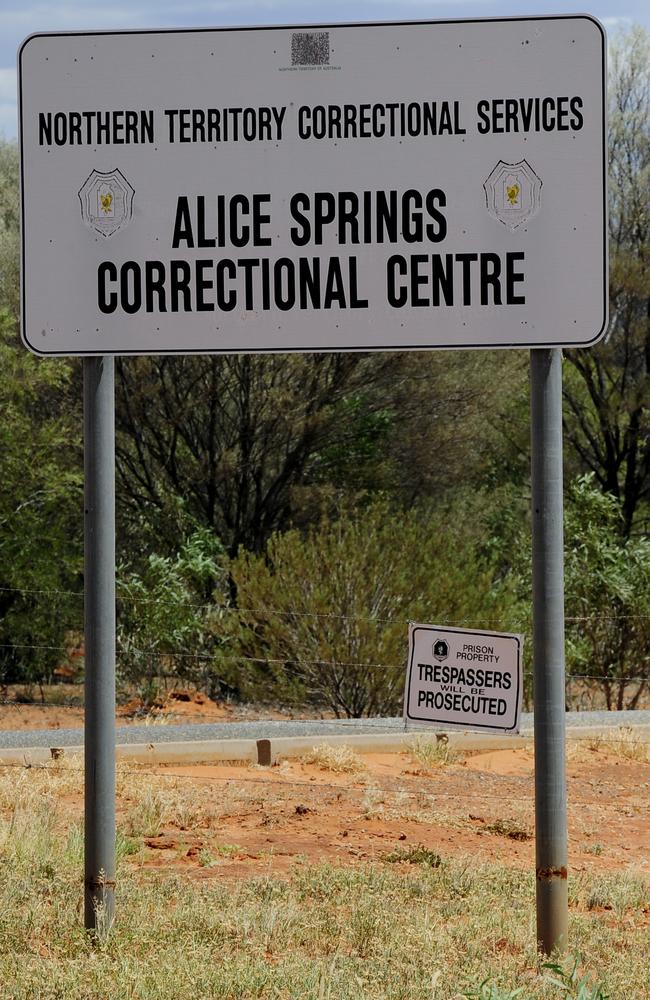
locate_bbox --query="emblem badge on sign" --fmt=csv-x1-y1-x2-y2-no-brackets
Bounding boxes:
78,168,135,238
483,159,542,231
433,639,449,662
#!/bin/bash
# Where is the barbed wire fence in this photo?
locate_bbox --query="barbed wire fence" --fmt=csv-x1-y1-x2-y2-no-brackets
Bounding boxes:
0,584,648,720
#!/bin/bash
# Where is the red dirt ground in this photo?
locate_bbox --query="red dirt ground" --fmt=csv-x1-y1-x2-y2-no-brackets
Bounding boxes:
128,746,649,883
1,689,647,885
0,687,322,730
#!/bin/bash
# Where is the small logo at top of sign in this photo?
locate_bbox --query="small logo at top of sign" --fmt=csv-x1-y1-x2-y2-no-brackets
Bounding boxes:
291,31,330,66
78,168,135,238
483,159,542,231
433,639,449,661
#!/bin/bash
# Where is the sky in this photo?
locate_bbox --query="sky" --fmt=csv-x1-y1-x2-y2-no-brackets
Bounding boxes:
2,0,648,140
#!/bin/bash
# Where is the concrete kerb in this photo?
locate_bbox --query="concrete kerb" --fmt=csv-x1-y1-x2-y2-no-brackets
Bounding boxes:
0,724,648,767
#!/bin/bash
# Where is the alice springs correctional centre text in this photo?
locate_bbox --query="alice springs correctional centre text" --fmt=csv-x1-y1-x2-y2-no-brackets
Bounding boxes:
95,189,528,315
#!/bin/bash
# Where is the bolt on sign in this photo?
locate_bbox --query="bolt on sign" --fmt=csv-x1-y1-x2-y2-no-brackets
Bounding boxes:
19,16,606,357
404,623,524,734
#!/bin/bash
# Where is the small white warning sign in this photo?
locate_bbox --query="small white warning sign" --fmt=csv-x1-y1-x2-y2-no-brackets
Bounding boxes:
404,623,523,734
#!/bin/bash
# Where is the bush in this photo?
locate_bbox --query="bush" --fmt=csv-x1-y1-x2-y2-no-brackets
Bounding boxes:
564,475,650,709
499,474,650,710
116,528,228,700
0,310,82,687
225,501,507,716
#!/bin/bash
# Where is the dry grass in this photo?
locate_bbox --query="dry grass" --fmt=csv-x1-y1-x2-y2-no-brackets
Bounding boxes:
599,727,648,762
0,757,81,809
301,743,366,774
568,727,649,763
141,711,172,726
381,843,442,867
483,817,533,842
0,760,648,999
407,735,463,769
361,783,387,818
0,847,646,998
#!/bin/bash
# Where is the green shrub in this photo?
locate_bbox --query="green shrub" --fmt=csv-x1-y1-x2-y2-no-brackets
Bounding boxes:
492,474,650,710
116,527,228,698
225,501,507,716
563,476,650,709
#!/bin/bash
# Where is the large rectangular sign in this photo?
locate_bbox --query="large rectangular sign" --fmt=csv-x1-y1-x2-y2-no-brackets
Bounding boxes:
404,623,523,734
19,17,607,356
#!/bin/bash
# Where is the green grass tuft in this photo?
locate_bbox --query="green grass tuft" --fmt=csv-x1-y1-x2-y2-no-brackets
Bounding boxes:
381,843,442,867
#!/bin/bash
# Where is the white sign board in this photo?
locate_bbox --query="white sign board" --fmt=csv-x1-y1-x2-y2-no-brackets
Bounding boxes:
19,17,607,357
404,623,523,734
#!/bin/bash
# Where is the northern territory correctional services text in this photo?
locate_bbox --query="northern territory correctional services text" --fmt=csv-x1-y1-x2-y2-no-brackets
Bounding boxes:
96,188,527,315
38,96,584,145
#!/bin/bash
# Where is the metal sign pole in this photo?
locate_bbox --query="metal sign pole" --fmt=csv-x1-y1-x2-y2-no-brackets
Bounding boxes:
83,356,116,933
530,348,568,954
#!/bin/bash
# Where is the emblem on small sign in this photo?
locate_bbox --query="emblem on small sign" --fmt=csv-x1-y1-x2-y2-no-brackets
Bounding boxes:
483,159,542,231
433,639,449,661
78,168,135,238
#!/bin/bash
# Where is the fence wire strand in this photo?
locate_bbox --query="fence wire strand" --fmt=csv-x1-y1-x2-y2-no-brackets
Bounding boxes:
0,756,646,811
1,587,647,721
0,641,648,683
3,584,650,625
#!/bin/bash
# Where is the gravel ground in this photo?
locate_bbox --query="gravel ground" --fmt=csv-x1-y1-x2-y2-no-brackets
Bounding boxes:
0,710,648,750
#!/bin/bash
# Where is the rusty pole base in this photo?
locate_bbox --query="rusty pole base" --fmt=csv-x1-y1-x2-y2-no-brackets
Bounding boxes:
536,866,568,955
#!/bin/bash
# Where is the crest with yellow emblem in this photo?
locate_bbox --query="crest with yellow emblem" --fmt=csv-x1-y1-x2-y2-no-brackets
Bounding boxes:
483,159,542,232
78,168,135,238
